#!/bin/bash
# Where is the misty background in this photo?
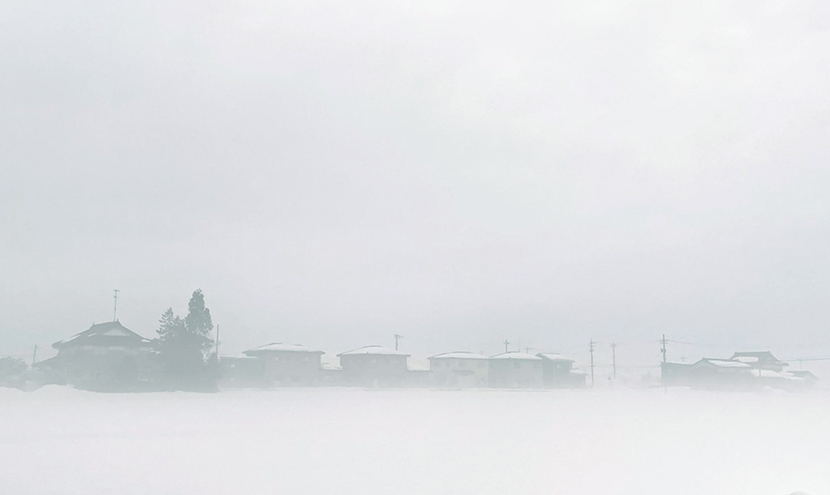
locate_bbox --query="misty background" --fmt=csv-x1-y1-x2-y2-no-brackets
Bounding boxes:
2,1,829,369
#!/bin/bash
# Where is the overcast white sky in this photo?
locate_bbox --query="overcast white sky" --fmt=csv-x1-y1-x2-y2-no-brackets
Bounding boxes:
2,0,829,366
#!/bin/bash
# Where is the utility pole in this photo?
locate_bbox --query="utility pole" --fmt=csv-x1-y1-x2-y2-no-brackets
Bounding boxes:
113,289,120,321
394,334,403,351
589,339,596,388
32,344,38,366
611,341,617,380
503,339,510,353
661,334,668,394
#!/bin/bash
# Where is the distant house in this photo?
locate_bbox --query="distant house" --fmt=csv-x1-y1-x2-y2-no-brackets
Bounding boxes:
337,345,409,387
663,351,806,390
688,358,754,388
660,362,693,386
37,321,157,390
788,370,819,389
428,351,489,388
488,352,543,388
536,353,585,388
218,355,264,388
242,343,324,387
729,351,788,372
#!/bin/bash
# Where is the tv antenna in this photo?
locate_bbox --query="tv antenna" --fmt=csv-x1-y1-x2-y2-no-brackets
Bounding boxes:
113,289,120,321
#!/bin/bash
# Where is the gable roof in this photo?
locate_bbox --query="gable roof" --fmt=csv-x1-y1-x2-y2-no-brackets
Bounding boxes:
536,353,575,362
490,352,542,361
429,351,489,360
243,343,323,355
730,351,786,364
788,370,819,381
691,358,751,369
53,321,153,349
337,345,410,357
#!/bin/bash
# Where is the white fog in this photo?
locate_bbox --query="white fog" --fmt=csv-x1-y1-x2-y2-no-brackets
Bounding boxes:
1,1,829,494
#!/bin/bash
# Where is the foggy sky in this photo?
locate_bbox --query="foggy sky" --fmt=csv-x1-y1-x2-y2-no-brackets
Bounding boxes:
2,1,830,364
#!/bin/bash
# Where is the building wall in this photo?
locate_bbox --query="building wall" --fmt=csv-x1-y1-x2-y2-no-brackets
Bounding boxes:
488,359,543,388
220,357,265,388
55,346,157,390
340,354,408,387
429,358,488,388
259,352,322,386
541,360,584,388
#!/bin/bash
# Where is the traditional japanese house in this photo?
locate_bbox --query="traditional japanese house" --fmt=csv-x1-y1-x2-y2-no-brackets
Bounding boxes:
39,321,157,390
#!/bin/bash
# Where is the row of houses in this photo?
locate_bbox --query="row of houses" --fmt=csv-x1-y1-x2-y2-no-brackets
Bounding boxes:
661,351,818,391
28,320,819,392
30,321,587,390
221,345,587,389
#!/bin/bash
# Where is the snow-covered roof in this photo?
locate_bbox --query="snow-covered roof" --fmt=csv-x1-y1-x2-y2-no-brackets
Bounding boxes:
788,370,818,380
490,352,542,361
429,351,489,360
220,353,257,360
337,345,409,357
537,353,575,362
696,358,751,369
733,356,760,364
751,369,797,380
53,321,153,349
244,343,323,355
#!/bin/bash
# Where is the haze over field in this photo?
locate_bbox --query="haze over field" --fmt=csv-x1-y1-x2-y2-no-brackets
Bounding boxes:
0,387,827,495
2,2,830,368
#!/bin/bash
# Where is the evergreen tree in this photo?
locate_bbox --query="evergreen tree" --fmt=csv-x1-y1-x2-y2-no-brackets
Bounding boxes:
184,289,214,357
155,290,216,390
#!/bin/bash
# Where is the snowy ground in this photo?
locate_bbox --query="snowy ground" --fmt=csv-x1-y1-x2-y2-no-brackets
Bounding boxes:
0,387,827,495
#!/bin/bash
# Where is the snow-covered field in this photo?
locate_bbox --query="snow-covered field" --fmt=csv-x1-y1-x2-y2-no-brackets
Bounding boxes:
0,387,827,495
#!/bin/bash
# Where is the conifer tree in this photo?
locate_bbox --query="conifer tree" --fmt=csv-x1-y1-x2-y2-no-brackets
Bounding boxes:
155,290,216,390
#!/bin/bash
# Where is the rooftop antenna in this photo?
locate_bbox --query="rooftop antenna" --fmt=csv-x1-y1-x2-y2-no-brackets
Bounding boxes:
394,334,404,351
503,339,510,353
113,289,120,321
